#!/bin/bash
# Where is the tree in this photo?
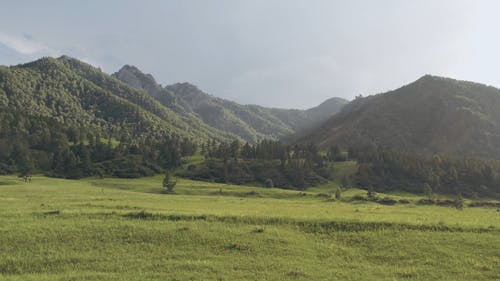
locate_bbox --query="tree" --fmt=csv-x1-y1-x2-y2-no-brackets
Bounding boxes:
17,153,34,183
162,171,177,194
335,187,342,200
422,183,433,200
229,140,240,159
18,168,32,183
265,178,274,188
454,194,464,210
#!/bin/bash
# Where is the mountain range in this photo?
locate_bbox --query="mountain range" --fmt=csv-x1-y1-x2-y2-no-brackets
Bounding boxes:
0,56,347,144
4,55,500,162
112,65,347,143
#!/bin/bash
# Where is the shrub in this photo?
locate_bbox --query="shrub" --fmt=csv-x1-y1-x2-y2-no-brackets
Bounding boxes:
454,195,464,210
378,197,397,205
335,187,342,200
352,195,366,201
417,198,435,205
265,178,274,188
469,201,500,208
316,193,331,198
253,227,265,233
398,199,410,204
436,199,455,207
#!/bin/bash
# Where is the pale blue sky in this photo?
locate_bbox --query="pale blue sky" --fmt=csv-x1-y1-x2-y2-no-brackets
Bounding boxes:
1,0,499,108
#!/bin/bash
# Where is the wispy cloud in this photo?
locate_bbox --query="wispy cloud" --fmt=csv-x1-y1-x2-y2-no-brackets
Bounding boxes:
0,32,49,55
0,32,114,71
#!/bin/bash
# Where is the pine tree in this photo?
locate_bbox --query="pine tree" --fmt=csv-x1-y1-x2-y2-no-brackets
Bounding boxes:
335,187,342,200
162,171,177,194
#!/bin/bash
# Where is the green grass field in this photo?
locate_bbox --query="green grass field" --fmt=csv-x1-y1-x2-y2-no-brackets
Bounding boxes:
0,175,499,280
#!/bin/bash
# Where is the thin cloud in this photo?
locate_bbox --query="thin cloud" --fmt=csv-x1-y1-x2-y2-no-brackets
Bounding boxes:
0,32,49,55
0,32,110,71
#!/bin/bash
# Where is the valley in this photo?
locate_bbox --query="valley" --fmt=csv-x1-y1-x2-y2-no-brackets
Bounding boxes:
0,175,499,280
2,57,500,281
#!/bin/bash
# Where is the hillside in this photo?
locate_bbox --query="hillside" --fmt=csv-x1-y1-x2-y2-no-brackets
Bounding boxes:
113,65,347,143
302,75,500,159
0,56,224,177
0,56,232,142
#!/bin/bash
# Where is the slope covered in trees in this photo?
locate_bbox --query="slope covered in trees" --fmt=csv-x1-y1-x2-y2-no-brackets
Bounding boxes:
113,65,348,143
301,75,500,159
178,140,332,189
0,56,346,179
0,56,204,177
350,146,500,199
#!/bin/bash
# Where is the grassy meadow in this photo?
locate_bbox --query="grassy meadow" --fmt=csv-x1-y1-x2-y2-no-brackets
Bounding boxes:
0,174,499,280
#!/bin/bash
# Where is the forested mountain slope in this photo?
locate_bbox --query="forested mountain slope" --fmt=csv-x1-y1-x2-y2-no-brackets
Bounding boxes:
302,75,500,159
0,56,211,177
113,65,347,143
0,56,232,141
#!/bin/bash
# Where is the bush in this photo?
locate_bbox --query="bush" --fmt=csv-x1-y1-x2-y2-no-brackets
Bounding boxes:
398,199,410,204
417,198,435,205
377,197,397,205
454,195,464,210
316,193,331,198
352,195,366,201
469,201,500,208
335,187,342,200
436,199,455,207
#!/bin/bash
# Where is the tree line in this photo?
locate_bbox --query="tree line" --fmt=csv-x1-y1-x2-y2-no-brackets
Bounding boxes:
179,139,340,189
0,108,196,179
352,146,500,198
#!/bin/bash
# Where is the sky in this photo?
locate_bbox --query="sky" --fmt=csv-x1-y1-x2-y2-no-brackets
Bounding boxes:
1,0,500,109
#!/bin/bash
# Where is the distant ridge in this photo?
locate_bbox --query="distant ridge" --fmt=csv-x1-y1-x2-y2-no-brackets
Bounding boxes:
300,75,500,159
113,65,348,143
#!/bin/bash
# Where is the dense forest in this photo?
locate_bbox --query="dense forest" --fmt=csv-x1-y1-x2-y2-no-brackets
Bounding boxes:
178,140,335,189
0,107,196,178
0,57,203,178
351,146,500,198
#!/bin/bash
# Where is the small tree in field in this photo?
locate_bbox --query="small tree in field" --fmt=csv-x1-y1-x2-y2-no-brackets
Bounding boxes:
162,171,177,194
335,187,342,200
454,194,464,210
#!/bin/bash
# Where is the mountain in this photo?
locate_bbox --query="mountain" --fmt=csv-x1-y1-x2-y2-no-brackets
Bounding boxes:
0,56,218,177
0,55,346,178
0,56,236,141
113,65,348,143
301,75,500,159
